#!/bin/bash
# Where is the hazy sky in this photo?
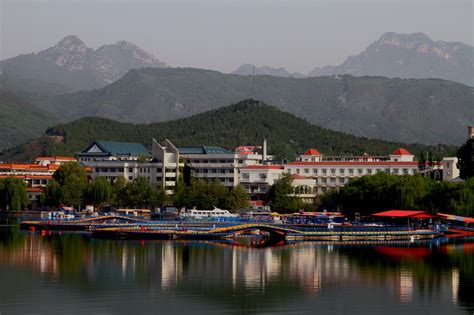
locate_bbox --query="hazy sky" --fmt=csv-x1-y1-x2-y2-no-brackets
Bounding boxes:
1,0,473,74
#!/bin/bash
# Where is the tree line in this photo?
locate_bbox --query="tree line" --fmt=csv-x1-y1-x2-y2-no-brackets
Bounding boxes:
320,173,474,217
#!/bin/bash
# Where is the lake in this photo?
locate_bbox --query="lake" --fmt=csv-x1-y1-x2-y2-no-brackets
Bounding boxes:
0,220,473,314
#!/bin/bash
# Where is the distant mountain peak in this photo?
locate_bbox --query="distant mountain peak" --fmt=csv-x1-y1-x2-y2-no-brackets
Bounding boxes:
55,35,87,49
2,35,168,90
309,32,474,86
39,35,91,71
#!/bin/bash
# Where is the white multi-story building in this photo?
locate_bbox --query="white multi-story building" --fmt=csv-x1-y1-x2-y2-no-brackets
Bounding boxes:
179,146,265,188
78,139,181,194
285,148,419,196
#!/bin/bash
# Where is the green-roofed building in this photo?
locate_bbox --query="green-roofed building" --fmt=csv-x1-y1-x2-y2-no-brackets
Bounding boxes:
77,139,181,195
78,140,150,158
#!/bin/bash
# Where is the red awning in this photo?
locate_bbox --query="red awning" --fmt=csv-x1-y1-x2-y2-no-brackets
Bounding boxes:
372,210,425,218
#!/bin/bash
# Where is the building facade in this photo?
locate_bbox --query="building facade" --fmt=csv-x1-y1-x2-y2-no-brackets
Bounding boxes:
78,139,181,194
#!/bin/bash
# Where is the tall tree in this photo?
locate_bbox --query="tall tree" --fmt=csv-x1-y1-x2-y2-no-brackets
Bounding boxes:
54,162,88,207
85,177,112,208
0,178,29,211
42,181,62,207
267,173,304,213
457,139,474,179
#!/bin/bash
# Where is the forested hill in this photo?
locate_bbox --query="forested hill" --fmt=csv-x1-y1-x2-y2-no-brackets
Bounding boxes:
0,100,454,162
38,67,474,145
0,91,59,151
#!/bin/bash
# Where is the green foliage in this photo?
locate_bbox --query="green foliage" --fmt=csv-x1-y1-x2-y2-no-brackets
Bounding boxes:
0,91,59,151
1,99,455,162
84,177,112,208
321,173,474,217
117,177,165,209
267,173,305,213
53,162,88,207
42,181,62,208
173,179,248,210
39,68,473,145
457,139,474,179
0,178,29,211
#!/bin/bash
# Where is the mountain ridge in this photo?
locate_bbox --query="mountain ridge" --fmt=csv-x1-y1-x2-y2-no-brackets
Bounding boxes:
0,35,168,91
0,99,454,162
36,67,473,145
309,32,474,86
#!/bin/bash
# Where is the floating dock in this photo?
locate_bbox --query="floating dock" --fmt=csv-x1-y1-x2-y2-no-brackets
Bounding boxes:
91,223,441,241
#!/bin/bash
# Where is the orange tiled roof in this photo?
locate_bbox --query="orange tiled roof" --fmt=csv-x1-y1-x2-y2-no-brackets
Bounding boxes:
391,148,412,155
302,148,321,156
35,156,77,161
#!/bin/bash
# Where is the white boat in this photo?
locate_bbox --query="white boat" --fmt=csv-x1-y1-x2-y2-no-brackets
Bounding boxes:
181,207,239,220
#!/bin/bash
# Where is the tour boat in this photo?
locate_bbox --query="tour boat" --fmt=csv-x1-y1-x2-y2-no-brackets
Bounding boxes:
181,207,239,220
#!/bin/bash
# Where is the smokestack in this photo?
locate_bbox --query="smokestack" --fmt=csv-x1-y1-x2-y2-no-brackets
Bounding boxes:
469,126,474,139
263,139,267,161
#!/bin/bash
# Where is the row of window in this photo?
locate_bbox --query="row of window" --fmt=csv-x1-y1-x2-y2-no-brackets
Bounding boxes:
290,168,416,176
95,167,176,173
187,159,235,164
193,168,234,174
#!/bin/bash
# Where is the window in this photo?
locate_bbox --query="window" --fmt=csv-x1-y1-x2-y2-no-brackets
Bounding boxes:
349,169,354,175
330,178,336,183
296,169,300,174
304,168,309,174
393,169,399,174
212,169,217,173
403,169,408,175
384,169,390,174
220,169,226,173
242,173,249,180
322,169,327,175
330,169,336,175
259,173,267,180
220,159,226,163
357,169,363,175
313,169,318,175
339,169,345,174
322,178,327,184
367,169,372,174
339,178,345,184
129,168,133,172
128,176,133,180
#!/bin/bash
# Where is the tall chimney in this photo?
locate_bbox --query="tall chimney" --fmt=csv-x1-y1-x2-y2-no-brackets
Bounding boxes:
469,126,474,139
263,139,267,161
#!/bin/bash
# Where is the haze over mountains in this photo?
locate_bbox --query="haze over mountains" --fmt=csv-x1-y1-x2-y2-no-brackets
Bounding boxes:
0,35,168,91
309,32,474,86
0,32,472,153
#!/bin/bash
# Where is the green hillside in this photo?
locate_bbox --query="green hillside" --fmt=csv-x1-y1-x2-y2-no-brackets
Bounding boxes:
0,99,454,162
39,67,473,145
0,91,60,151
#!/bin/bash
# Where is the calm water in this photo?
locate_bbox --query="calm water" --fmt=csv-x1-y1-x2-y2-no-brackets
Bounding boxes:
0,220,473,314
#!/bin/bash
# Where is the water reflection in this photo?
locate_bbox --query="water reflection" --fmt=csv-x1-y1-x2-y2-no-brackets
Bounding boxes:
0,228,472,314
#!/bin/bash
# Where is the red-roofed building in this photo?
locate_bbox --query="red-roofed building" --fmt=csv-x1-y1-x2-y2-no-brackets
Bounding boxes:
389,148,414,162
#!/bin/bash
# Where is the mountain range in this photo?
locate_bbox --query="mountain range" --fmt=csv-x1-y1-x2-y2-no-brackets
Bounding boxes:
0,32,473,153
309,32,474,86
0,35,168,91
29,67,473,145
0,99,454,163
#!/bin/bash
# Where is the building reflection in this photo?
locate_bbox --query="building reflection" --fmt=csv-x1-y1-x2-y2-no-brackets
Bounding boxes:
0,232,472,311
